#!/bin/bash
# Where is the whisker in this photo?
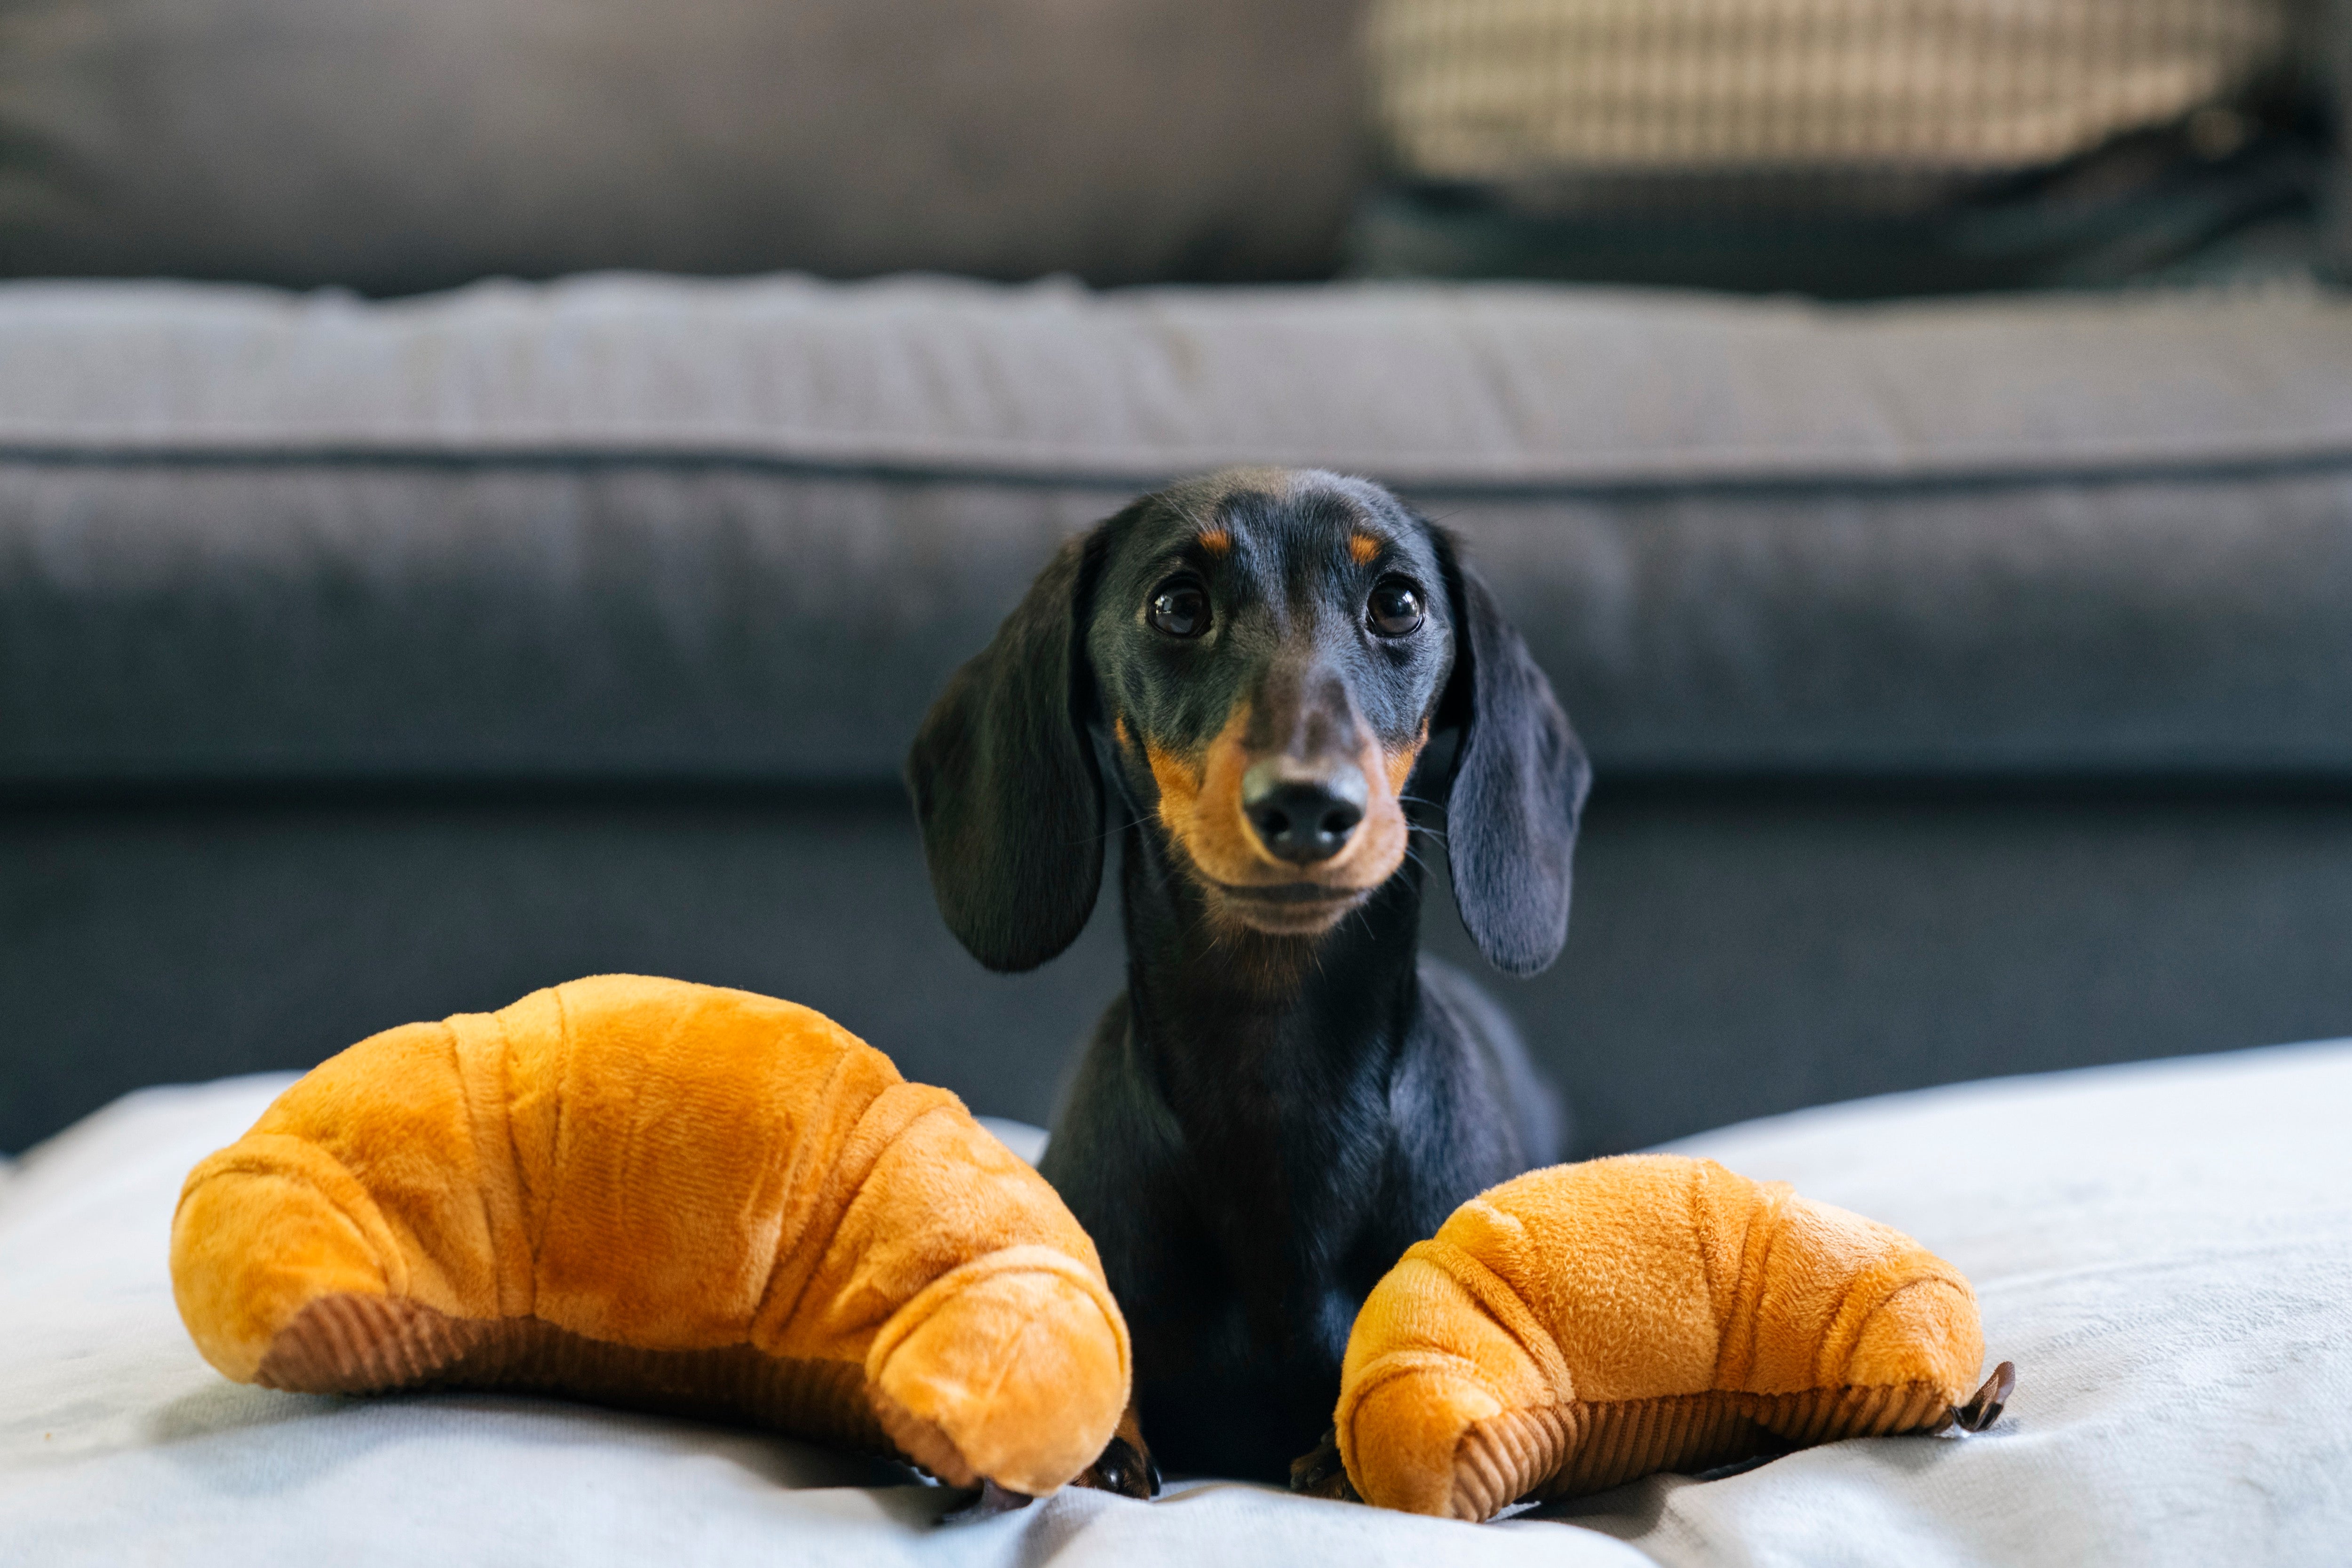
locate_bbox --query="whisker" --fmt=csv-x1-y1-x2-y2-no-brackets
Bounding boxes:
1184,897,1233,957
1086,811,1155,846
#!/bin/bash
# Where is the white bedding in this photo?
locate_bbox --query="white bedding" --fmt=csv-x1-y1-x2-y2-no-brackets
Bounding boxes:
5,1042,2349,1567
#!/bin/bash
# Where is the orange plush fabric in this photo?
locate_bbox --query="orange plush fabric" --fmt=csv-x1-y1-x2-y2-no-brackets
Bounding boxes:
170,975,1129,1497
1335,1154,1987,1520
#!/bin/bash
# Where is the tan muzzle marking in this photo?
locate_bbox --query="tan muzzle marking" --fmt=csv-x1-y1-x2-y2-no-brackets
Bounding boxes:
1147,705,1422,897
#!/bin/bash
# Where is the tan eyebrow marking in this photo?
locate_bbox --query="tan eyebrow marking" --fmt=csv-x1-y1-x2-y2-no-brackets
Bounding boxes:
1348,532,1381,566
1114,715,1133,752
1197,526,1232,556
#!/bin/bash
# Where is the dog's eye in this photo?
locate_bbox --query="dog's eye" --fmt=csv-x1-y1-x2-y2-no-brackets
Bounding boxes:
1367,579,1425,638
1147,579,1210,638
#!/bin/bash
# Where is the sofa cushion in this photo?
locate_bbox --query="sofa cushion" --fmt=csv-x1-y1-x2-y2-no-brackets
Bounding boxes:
6,273,2352,782
0,0,1361,293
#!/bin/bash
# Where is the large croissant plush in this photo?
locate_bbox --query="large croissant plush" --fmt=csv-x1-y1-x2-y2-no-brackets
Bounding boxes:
169,975,1130,1498
1332,1154,2010,1520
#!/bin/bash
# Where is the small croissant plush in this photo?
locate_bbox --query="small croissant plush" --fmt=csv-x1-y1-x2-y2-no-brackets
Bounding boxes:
169,975,1131,1499
1325,1154,2013,1520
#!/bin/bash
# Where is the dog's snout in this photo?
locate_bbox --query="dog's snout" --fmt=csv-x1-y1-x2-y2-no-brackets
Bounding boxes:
1241,758,1368,864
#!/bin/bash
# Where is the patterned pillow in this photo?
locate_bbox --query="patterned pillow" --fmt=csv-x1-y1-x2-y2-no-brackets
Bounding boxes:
1367,0,2296,183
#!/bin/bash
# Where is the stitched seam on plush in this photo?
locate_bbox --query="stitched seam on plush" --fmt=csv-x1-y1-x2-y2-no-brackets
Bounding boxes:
548,983,574,1273
751,1031,867,1346
1817,1234,1897,1387
1823,1273,1965,1393
491,984,562,1269
185,1135,408,1301
1717,1181,1786,1391
760,1076,945,1357
1416,1234,1572,1396
492,1007,537,1314
448,1011,531,1319
864,1247,1116,1385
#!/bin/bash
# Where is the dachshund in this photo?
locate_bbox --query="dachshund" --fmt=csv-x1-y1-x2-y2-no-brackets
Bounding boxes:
906,468,1589,1494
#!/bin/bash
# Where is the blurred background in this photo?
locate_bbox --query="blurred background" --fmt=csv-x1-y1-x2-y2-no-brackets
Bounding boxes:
5,0,2352,1158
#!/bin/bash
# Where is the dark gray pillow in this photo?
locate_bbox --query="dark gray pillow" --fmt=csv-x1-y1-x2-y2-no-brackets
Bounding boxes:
0,0,1364,293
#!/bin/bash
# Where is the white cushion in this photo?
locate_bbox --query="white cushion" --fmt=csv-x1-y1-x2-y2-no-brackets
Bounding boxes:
7,1042,2350,1565
1619,1038,2352,1567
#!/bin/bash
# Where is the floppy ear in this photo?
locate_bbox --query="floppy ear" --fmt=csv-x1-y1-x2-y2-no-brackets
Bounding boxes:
1433,538,1593,977
906,529,1106,973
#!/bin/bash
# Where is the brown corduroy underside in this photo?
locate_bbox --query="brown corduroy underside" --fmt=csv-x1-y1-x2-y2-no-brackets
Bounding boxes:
1451,1381,1954,1520
256,1292,896,1459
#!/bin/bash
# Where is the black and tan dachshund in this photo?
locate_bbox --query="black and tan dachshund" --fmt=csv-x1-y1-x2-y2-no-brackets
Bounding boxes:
906,468,1589,1494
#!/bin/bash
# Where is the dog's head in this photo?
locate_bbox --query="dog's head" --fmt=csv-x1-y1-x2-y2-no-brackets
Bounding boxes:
906,468,1590,975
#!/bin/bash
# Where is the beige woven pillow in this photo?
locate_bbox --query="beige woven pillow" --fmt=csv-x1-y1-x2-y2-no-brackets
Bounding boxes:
1367,0,2295,181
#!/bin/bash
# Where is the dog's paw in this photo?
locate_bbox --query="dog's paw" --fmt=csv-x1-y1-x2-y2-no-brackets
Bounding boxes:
1076,1432,1162,1499
1288,1427,1361,1502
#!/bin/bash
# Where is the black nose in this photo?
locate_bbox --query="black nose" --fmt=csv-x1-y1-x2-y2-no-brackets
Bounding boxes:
1241,759,1367,864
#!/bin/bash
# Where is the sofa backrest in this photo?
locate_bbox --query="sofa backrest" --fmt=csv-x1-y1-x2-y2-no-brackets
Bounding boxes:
0,0,1366,294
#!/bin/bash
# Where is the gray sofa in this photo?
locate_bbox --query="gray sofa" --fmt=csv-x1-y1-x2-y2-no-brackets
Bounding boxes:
10,272,2352,1160
6,0,2352,1162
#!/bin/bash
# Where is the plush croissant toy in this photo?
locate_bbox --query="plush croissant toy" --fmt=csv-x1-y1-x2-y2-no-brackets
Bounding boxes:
1323,1154,2014,1520
173,976,2006,1518
169,974,1131,1499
